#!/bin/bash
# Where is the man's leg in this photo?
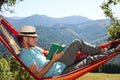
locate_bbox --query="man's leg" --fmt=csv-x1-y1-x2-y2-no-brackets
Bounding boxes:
59,39,101,66
74,48,116,68
61,48,116,74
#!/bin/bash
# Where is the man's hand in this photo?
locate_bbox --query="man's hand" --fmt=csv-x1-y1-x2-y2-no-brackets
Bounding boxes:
51,50,64,62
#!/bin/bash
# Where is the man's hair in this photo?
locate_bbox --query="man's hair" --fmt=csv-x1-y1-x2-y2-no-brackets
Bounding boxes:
19,36,24,43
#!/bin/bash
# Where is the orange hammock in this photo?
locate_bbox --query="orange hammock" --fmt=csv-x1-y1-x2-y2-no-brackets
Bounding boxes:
0,15,120,80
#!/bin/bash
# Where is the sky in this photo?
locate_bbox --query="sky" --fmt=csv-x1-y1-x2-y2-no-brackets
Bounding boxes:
0,0,119,20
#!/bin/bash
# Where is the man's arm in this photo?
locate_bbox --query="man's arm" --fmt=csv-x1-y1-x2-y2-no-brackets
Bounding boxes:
28,51,64,78
28,59,56,78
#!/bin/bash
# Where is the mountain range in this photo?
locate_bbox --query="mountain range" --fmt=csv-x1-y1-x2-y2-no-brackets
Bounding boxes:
0,14,119,64
6,14,91,28
5,14,109,44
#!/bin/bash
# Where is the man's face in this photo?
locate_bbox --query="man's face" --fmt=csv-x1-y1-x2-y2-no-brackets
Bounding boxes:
26,36,38,47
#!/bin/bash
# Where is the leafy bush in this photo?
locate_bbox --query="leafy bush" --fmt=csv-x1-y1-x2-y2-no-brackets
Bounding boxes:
101,63,120,73
0,57,34,80
0,58,14,80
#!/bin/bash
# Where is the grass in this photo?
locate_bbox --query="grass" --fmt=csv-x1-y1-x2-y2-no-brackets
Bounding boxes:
77,73,120,80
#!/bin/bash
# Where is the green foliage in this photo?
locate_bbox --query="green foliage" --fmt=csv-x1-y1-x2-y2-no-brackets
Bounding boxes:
101,0,120,40
101,63,120,73
2,0,17,7
0,0,23,13
108,23,120,40
0,58,14,80
0,57,34,80
92,63,120,73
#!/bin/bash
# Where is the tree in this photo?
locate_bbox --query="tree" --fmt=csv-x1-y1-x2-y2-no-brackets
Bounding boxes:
101,0,120,40
0,0,23,13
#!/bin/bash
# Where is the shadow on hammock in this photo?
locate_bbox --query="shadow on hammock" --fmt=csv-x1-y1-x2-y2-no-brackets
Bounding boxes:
0,15,120,80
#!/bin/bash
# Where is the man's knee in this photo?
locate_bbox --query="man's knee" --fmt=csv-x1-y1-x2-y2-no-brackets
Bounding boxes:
72,39,83,46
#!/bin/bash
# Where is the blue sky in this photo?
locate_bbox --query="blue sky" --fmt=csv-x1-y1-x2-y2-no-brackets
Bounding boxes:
0,0,117,20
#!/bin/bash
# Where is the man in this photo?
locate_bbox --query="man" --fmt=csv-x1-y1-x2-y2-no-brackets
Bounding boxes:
18,26,120,78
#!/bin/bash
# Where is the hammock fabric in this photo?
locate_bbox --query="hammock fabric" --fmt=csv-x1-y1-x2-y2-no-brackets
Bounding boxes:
0,15,120,80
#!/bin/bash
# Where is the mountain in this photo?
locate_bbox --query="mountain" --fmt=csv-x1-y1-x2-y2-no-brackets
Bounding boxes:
55,15,91,24
5,14,91,29
35,20,108,49
3,14,109,47
5,17,22,24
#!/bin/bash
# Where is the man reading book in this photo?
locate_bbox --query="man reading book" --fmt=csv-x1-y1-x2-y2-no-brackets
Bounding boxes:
18,26,120,78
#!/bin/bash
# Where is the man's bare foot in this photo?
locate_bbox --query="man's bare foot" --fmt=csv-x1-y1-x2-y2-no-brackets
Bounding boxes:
115,44,120,51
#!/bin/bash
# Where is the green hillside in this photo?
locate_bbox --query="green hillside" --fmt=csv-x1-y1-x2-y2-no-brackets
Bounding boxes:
77,73,120,80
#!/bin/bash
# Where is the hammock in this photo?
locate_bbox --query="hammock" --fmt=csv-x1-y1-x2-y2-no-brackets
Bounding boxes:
0,15,120,80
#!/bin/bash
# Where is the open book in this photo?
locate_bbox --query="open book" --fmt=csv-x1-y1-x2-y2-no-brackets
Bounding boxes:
46,43,66,60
